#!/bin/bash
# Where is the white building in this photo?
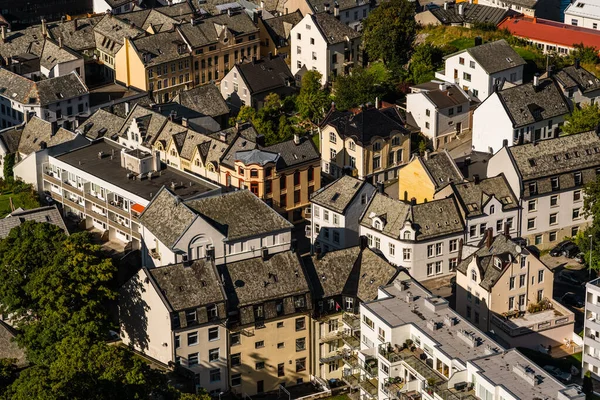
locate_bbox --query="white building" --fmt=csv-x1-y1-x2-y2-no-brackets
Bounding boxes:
310,175,376,252
472,75,570,154
290,12,361,85
406,81,470,149
93,0,139,14
39,38,85,82
553,62,600,108
583,277,600,379
435,39,525,101
487,130,600,248
359,193,465,281
565,0,600,29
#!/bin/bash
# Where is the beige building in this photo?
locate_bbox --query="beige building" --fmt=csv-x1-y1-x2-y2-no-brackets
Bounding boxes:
258,11,303,64
320,106,411,183
456,231,575,349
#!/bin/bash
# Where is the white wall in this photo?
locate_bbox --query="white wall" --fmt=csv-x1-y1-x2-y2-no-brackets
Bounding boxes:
220,66,252,108
487,147,521,197
564,7,600,29
291,15,329,85
472,93,515,154
463,197,519,245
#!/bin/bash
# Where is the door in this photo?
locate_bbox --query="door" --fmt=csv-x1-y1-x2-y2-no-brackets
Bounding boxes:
257,380,264,393
455,122,462,133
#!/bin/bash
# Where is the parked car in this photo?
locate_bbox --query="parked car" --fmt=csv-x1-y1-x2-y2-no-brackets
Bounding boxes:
562,242,580,258
543,365,572,382
558,271,584,286
550,241,572,257
560,292,585,309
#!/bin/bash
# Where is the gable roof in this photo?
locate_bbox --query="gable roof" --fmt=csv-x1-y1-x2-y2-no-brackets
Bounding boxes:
421,150,464,189
48,16,103,52
262,10,303,46
0,205,67,239
18,117,77,155
311,12,361,45
426,2,509,25
261,136,320,168
94,13,145,56
554,64,600,94
450,174,519,217
39,38,81,71
420,83,470,109
311,175,370,213
0,125,23,154
0,321,25,366
131,30,190,67
173,84,229,118
78,109,126,140
451,39,526,75
236,55,294,95
176,13,258,48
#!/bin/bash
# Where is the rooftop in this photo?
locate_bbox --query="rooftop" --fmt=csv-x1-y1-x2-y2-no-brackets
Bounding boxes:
554,64,600,94
309,0,368,12
172,84,230,118
311,175,369,214
0,205,67,239
77,109,126,140
422,151,465,189
426,3,509,26
451,174,518,218
0,69,88,106
18,117,77,155
448,39,526,75
54,139,218,202
176,12,258,49
236,55,294,95
131,30,190,67
419,83,470,109
0,321,25,367
262,10,303,46
312,12,361,45
565,0,600,19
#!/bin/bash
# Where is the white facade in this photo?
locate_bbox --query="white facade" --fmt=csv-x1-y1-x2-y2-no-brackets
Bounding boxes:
476,0,536,16
565,0,600,29
584,278,600,379
41,57,85,83
220,65,251,107
93,0,137,14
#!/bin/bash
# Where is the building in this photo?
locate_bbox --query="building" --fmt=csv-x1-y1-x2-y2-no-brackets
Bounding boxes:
472,75,570,154
120,259,229,394
499,15,600,55
303,244,399,382
487,130,600,248
406,81,471,149
359,192,465,281
565,0,600,29
0,205,68,239
284,0,372,31
138,187,294,268
435,39,525,101
472,0,560,19
290,12,362,85
435,174,520,245
309,175,376,252
172,85,230,130
397,150,464,203
0,0,92,28
258,11,303,64
358,271,584,400
77,108,126,141
456,231,574,348
219,250,312,395
42,138,219,251
220,55,296,110
553,62,600,108
0,69,90,130
415,2,510,27
320,106,411,182
220,135,321,222
583,277,600,379
94,0,139,14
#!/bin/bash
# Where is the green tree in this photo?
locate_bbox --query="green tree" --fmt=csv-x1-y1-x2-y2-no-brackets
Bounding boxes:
563,103,600,135
179,389,212,400
236,94,299,145
408,44,444,84
3,153,14,183
362,0,417,71
296,70,330,122
576,176,600,273
0,358,17,392
570,43,600,65
333,67,389,110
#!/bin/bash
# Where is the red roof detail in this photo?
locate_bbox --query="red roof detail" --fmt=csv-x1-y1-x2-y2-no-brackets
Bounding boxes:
131,203,145,214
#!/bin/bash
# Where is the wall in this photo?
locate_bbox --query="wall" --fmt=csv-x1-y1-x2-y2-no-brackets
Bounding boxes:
397,158,436,203
472,93,514,154
486,147,521,197
291,15,329,85
115,38,148,93
564,8,600,29
220,66,252,108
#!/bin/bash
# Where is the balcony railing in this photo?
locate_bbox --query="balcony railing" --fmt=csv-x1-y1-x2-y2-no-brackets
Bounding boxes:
342,332,360,349
320,331,343,343
342,353,359,368
358,377,378,397
343,312,360,330
378,343,446,385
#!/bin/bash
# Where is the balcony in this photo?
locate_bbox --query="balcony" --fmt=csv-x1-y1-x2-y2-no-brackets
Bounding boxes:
107,202,130,219
342,353,359,368
491,299,574,337
341,371,360,388
319,349,343,363
342,332,360,349
378,343,446,386
383,378,405,400
63,197,84,212
343,312,360,330
360,357,378,378
320,330,343,343
358,377,378,398
43,171,62,186
63,180,83,196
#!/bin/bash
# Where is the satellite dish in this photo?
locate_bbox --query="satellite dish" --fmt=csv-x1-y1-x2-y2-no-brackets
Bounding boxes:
515,245,522,254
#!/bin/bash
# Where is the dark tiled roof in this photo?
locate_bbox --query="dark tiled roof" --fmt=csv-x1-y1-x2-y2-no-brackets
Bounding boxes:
428,3,509,26
94,14,146,56
184,189,293,240
36,72,88,105
554,65,600,94
39,39,81,70
497,78,570,128
131,30,190,67
0,25,45,61
262,136,320,168
220,133,258,168
305,246,398,301
156,2,196,18
237,55,294,94
311,175,369,213
309,0,368,12
451,175,518,217
460,39,526,75
173,84,229,118
176,13,258,48
147,260,225,311
360,193,411,238
117,9,181,33
78,109,126,140
220,250,308,306
119,104,168,145
422,151,464,189
422,84,470,109
312,12,361,44
0,205,67,239
262,10,303,46
48,16,103,52
0,125,23,154
18,117,76,155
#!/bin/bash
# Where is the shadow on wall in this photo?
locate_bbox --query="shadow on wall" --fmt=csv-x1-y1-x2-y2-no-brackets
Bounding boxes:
119,272,150,352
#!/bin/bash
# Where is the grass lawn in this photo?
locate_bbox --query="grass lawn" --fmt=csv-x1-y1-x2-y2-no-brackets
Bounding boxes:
449,38,475,51
0,189,41,218
518,347,582,372
514,47,539,63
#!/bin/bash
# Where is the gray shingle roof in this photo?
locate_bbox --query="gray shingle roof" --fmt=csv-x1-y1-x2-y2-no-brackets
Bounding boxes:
173,84,230,118
18,117,77,155
131,30,190,67
119,104,168,146
305,246,398,301
48,16,103,52
422,150,464,189
428,3,509,26
0,321,25,366
0,125,23,154
463,39,526,74
39,38,81,70
237,55,294,95
262,136,320,168
497,78,570,128
78,109,126,140
262,10,303,46
309,0,368,12
0,205,68,239
147,260,225,311
361,193,411,239
184,189,293,240
554,65,600,94
176,13,258,48
312,12,361,44
235,148,279,165
94,14,146,56
220,133,258,168
311,175,368,213
117,8,181,33
422,84,470,109
451,175,518,217
0,25,45,61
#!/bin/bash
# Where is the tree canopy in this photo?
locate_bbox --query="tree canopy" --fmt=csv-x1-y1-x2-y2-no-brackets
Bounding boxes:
296,70,330,123
563,103,600,135
332,67,390,110
235,93,298,145
576,177,600,272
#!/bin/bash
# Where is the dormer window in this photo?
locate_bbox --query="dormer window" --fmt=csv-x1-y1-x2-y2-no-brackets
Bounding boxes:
403,231,411,240
489,205,495,215
374,220,382,230
494,257,502,269
471,269,477,282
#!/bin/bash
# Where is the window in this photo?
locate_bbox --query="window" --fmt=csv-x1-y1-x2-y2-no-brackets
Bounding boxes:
296,317,306,331
277,322,284,328
574,171,583,186
537,269,544,283
333,214,338,225
256,362,265,370
188,332,198,346
188,353,199,367
572,226,579,236
312,51,317,60
296,358,306,372
528,182,538,195
469,225,477,238
449,108,454,116
389,243,395,256
519,274,526,287
549,213,558,225
527,218,536,230
209,348,219,362
427,244,434,258
231,353,241,366
175,335,180,348
426,109,431,117
435,261,443,274
573,208,581,220
449,258,458,271
333,231,339,243
459,57,465,65
574,190,582,202
208,327,219,341
436,243,443,256
297,33,301,39
277,342,285,348
479,223,487,236
297,46,301,54
457,105,463,113
463,72,471,81
469,60,475,68
425,122,430,129
496,219,503,232
549,231,557,242
506,217,514,230
535,235,543,245
230,332,241,346
255,340,265,349
471,269,477,281
278,363,285,377
363,315,374,329
373,157,381,170
330,149,337,161
551,195,559,207
528,200,537,212
367,234,373,246
449,239,458,252
403,248,411,261
551,176,560,191
232,374,241,386
427,263,434,276
296,338,306,351
374,237,380,249
404,231,411,240
323,210,329,222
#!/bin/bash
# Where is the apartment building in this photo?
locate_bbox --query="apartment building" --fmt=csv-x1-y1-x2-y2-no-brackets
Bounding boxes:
359,193,465,281
219,250,312,396
284,0,372,31
434,174,520,245
397,150,464,203
290,12,362,85
583,277,600,379
565,0,600,29
42,138,218,251
138,188,293,268
320,106,411,182
258,11,303,64
358,272,583,400
219,135,321,222
310,175,376,252
120,259,229,394
472,75,570,154
435,39,525,101
0,69,90,130
487,130,600,248
456,231,574,348
304,244,399,382
406,81,470,149
553,62,600,108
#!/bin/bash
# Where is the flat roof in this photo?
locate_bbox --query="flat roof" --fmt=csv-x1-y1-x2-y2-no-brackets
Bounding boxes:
54,139,218,202
363,275,503,362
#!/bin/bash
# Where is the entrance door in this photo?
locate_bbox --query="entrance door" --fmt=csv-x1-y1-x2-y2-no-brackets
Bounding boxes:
455,122,462,133
257,380,264,393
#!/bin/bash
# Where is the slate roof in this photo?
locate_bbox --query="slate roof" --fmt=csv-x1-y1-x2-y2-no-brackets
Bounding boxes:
361,193,464,241
18,117,77,155
0,126,22,154
236,148,279,165
0,25,45,61
322,107,410,145
497,78,570,128
131,30,190,67
508,130,600,181
451,174,518,218
156,2,196,18
305,246,399,301
39,39,81,70
176,13,258,49
0,321,25,367
94,14,145,56
48,16,103,52
0,205,68,239
237,55,294,95
117,9,181,33
309,0,368,12
312,12,361,44
220,250,308,306
172,85,230,118
421,151,464,189
36,72,88,105
184,189,293,240
119,104,168,146
147,260,225,311
78,109,126,140
451,39,526,75
262,10,303,46
554,65,600,94
427,2,509,25
311,175,368,214
220,133,258,168
421,84,470,109
262,136,320,168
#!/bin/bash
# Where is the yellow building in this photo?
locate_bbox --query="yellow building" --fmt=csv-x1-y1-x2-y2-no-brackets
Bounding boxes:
221,251,312,396
258,11,303,65
397,150,464,203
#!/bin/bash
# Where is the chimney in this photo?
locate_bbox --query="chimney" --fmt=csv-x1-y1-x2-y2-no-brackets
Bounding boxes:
124,101,130,115
474,36,482,46
458,3,464,15
473,174,480,184
375,96,380,109
533,73,540,88
41,19,48,37
293,133,300,145
444,1,448,9
261,0,265,8
1,26,6,43
377,181,385,194
359,235,368,250
575,58,580,69
182,117,188,127
58,37,63,48
334,3,340,17
324,3,330,12
50,121,58,136
255,134,266,147
74,18,79,31
410,197,416,206
424,150,430,160
485,227,493,249
502,138,508,147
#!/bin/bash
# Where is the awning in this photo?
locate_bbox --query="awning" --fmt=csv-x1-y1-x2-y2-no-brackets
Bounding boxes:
131,203,145,214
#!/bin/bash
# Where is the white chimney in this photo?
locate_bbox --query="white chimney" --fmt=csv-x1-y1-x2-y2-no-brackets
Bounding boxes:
444,1,448,10
533,73,540,88
458,3,464,15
